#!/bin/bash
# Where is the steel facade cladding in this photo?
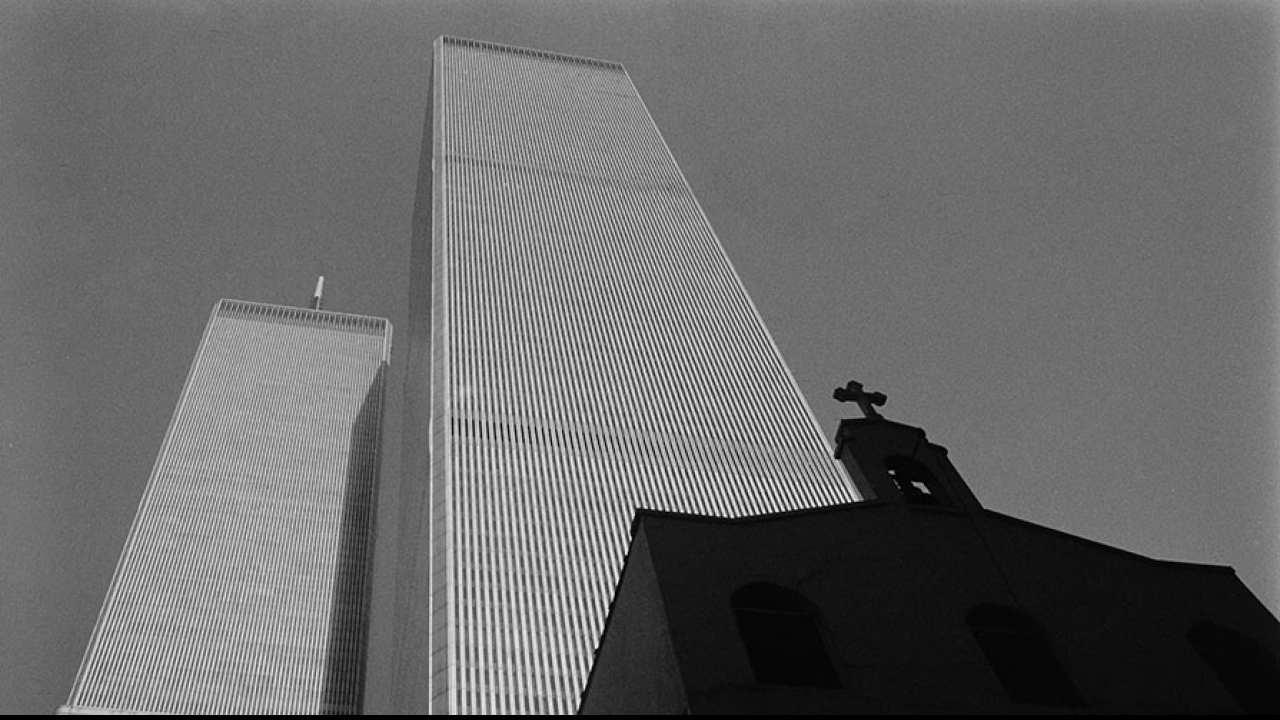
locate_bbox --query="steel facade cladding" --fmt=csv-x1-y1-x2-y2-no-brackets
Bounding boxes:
397,38,859,715
63,300,390,715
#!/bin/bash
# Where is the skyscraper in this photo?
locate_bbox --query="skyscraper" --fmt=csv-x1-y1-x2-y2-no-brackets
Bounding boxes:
62,299,390,714
396,37,859,715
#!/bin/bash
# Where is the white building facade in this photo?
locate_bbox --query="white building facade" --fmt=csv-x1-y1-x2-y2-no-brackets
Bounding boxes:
396,37,858,715
63,300,389,714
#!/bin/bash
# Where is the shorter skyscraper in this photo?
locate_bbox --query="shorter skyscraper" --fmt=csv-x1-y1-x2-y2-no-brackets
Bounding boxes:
61,299,390,715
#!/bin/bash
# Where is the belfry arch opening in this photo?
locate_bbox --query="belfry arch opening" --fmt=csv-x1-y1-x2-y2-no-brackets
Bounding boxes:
884,455,949,506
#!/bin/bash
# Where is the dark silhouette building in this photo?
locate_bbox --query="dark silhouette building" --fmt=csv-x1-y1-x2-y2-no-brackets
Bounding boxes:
580,392,1280,714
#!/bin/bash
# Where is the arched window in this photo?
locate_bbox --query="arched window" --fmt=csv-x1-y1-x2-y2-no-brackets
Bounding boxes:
732,583,839,688
966,603,1082,706
884,455,948,506
1188,621,1280,713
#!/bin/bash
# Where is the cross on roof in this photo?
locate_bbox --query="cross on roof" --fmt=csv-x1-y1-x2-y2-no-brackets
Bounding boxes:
833,381,887,419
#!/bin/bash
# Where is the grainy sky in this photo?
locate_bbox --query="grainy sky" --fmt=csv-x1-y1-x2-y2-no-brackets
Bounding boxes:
1,0,1275,714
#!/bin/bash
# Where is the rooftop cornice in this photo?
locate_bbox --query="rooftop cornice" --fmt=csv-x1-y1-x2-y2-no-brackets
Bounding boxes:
216,299,390,337
437,35,625,72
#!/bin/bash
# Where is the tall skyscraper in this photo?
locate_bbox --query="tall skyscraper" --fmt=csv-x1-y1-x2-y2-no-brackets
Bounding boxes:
62,299,390,714
397,37,859,715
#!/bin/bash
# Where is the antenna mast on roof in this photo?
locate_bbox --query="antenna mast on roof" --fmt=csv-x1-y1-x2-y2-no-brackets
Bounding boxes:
310,276,324,311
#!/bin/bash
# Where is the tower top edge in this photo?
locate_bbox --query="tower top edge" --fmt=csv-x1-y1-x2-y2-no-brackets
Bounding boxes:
215,298,391,334
436,35,625,72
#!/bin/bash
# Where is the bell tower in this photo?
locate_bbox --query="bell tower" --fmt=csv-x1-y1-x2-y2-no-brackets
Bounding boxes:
832,381,983,512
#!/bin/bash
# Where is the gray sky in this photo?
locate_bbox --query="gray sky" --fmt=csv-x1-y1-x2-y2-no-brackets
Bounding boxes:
1,1,1275,713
